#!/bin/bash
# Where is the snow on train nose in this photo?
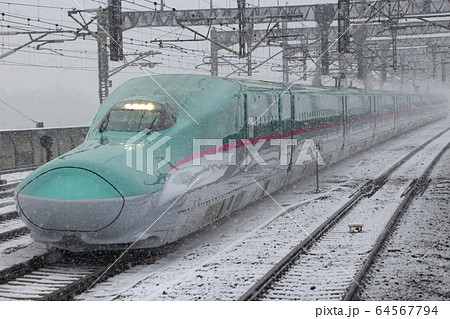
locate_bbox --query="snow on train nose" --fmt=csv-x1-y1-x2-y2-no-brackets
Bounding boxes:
17,167,124,232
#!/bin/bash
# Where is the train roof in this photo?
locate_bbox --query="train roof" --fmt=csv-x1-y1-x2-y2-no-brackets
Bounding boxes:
225,76,421,96
86,74,445,136
118,74,433,96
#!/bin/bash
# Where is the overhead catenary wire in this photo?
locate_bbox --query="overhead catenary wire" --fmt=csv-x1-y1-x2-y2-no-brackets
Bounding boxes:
0,97,38,124
1,0,428,89
1,4,263,58
1,11,80,31
1,17,287,73
0,25,294,70
0,1,73,10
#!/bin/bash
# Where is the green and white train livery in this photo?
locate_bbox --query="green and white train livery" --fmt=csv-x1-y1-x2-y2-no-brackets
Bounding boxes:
15,74,448,251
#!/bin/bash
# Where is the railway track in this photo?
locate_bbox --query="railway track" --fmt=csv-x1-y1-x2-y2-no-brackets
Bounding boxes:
0,164,40,175
0,249,152,301
357,174,450,300
0,182,19,200
0,166,159,301
0,176,30,244
0,180,30,243
0,164,37,199
239,128,450,301
0,164,154,301
343,141,450,300
0,217,29,243
1,126,448,300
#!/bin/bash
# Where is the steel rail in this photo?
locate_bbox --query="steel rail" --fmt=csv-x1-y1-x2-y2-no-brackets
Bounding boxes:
239,127,450,301
0,226,29,242
0,249,151,301
0,210,19,222
343,140,450,300
0,190,14,199
0,252,55,285
0,164,41,175
0,181,19,193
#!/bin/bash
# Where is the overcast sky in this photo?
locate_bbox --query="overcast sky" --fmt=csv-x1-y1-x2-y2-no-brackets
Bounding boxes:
0,0,344,130
11,0,448,131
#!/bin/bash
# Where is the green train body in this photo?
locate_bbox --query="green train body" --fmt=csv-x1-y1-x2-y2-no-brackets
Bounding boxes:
14,74,448,250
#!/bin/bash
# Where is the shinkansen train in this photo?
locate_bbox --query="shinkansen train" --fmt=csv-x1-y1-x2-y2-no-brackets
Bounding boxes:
14,74,448,251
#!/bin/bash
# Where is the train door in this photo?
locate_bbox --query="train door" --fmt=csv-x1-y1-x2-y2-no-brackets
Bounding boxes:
241,93,249,140
278,91,294,172
234,93,250,173
243,91,281,179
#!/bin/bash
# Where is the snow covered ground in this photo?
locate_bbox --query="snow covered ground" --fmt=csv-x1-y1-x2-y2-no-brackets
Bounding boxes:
0,170,48,270
258,130,450,301
72,119,449,301
358,146,450,301
0,171,33,183
0,170,32,208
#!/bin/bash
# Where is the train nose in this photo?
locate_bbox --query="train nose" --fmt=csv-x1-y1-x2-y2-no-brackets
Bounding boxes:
16,167,124,232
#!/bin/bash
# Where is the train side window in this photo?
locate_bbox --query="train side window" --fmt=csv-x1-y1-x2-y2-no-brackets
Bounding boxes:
245,92,279,137
280,94,291,120
265,94,278,118
310,94,318,111
295,93,312,113
249,116,256,138
347,95,366,118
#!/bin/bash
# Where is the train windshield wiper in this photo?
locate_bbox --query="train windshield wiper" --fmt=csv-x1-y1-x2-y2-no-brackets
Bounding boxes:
145,116,159,134
98,113,111,132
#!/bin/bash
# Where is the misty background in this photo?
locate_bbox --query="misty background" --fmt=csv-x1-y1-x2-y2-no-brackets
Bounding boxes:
0,0,448,130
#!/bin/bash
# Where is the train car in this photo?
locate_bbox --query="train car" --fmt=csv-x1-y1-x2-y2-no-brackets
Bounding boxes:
14,74,448,251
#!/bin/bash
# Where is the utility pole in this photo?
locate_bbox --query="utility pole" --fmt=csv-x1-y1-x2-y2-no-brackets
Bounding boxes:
380,42,389,86
391,26,398,70
354,25,367,80
97,12,109,104
431,45,437,79
337,0,350,77
211,27,219,76
108,0,123,61
314,4,334,76
282,21,289,84
90,0,449,101
302,37,308,81
246,22,253,76
337,0,350,53
237,0,246,58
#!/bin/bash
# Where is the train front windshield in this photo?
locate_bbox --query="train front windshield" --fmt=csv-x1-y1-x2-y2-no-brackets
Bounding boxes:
99,101,176,132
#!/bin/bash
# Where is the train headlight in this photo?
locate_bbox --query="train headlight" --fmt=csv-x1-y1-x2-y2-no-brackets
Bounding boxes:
124,102,155,111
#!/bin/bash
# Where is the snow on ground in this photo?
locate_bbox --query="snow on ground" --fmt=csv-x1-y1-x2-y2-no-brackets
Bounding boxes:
0,170,32,207
260,129,450,300
75,119,450,301
0,169,49,271
0,198,15,208
0,238,48,269
0,205,16,215
358,145,450,301
0,171,33,183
